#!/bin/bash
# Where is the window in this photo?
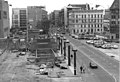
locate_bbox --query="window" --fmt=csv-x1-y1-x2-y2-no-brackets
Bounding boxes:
101,14,103,18
0,11,1,19
76,15,78,18
91,14,93,18
111,21,116,24
98,14,99,18
111,15,116,19
76,20,78,23
81,29,83,32
98,24,99,27
94,14,96,18
3,11,7,19
84,15,86,18
97,29,99,31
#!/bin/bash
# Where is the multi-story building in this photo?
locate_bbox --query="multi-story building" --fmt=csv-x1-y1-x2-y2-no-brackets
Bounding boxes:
109,0,119,39
58,4,90,33
12,8,27,29
103,9,110,32
0,0,10,38
49,10,60,27
27,6,48,29
68,9,104,34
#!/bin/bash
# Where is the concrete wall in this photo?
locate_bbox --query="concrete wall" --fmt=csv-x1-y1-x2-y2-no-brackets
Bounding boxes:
0,0,9,38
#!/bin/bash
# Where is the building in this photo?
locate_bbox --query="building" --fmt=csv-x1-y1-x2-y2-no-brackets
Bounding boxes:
68,9,104,34
27,6,48,29
103,9,110,32
58,4,90,33
49,10,60,27
12,8,27,29
0,0,10,38
109,0,119,39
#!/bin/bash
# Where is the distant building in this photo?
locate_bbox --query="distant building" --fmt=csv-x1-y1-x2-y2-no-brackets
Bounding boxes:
103,9,110,32
0,0,10,38
49,10,60,27
58,4,90,33
12,8,27,29
27,6,48,29
68,9,104,34
109,0,119,39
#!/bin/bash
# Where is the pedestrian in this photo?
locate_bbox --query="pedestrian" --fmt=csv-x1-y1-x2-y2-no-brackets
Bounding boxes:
80,66,83,73
71,54,73,58
82,67,85,74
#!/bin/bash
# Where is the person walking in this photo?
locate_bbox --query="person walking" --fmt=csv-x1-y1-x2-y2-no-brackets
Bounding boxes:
80,66,83,73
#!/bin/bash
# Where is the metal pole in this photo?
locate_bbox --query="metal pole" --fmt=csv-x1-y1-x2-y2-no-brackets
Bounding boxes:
64,41,66,59
73,50,77,75
68,45,71,66
58,37,60,50
61,39,63,55
27,23,28,43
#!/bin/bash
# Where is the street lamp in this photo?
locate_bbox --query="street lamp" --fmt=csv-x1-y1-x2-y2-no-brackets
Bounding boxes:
60,35,63,55
72,47,77,75
63,37,66,59
65,40,71,66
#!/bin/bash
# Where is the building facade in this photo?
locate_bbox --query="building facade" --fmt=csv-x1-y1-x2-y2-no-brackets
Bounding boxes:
12,8,27,29
49,10,60,27
58,4,90,33
68,9,104,34
109,0,119,39
27,6,48,29
103,9,110,32
0,0,10,38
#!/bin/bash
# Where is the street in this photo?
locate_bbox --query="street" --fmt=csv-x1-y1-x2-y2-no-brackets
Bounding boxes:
65,34,119,82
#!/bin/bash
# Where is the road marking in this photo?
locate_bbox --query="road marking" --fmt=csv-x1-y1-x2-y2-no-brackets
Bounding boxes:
70,42,117,82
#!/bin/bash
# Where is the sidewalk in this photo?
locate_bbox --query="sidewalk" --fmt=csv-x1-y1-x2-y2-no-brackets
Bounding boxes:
48,50,83,82
50,50,98,82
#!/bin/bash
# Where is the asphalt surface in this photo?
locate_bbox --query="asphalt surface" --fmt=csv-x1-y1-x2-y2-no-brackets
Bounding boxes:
65,35,119,82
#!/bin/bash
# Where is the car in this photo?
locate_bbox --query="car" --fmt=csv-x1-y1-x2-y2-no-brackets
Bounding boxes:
101,44,112,49
86,40,94,44
74,35,79,39
94,43,103,48
12,49,19,53
89,62,98,69
111,44,119,49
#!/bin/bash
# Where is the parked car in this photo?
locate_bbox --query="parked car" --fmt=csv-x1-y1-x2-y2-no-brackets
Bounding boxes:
94,43,103,48
89,62,98,69
101,44,112,49
111,44,119,49
86,40,94,44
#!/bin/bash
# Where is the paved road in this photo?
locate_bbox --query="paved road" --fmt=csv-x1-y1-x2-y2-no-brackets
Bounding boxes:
65,35,119,82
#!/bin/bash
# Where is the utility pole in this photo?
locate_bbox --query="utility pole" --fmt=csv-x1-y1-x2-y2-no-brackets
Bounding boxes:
72,48,77,75
63,38,66,59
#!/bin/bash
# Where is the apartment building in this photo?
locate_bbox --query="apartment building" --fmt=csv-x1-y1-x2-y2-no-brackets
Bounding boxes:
58,4,90,33
0,0,10,38
109,0,119,39
68,9,104,34
12,8,27,29
49,10,60,27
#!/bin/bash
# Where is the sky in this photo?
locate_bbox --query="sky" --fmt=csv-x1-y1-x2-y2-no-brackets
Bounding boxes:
7,0,114,13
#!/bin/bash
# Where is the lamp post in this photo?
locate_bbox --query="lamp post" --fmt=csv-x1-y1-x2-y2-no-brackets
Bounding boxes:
72,48,77,75
60,35,63,55
63,37,66,59
65,40,70,66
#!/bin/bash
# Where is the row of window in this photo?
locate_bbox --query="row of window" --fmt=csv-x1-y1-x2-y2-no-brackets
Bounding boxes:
74,29,103,33
0,11,7,19
74,24,103,28
71,14,103,19
73,19,103,23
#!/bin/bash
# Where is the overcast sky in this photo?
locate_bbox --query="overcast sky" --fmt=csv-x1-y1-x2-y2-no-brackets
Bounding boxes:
7,0,114,13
